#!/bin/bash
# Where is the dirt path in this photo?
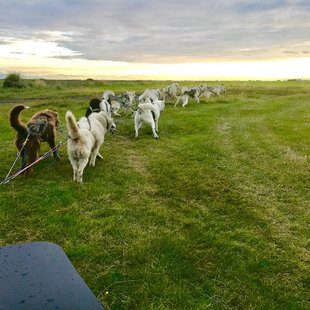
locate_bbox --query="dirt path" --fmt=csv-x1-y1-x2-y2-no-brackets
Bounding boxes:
0,96,91,104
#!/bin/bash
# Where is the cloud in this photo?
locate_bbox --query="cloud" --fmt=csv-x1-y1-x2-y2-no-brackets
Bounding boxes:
0,37,81,58
0,0,310,63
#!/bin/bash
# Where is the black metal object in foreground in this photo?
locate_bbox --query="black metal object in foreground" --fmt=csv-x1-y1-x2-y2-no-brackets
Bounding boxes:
0,241,104,310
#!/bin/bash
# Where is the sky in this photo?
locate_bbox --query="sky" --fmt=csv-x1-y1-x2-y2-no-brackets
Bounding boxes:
0,0,310,80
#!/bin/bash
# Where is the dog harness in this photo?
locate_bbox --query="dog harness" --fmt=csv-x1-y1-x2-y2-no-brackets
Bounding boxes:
89,106,100,113
27,117,48,136
109,94,129,108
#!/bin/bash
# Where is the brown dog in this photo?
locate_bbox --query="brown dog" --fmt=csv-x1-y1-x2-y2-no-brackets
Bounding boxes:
9,104,60,177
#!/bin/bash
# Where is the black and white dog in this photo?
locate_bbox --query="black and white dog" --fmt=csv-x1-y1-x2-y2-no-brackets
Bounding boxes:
85,98,113,126
85,98,104,117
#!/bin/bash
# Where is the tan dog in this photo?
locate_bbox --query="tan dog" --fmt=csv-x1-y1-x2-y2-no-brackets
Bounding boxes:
66,110,113,182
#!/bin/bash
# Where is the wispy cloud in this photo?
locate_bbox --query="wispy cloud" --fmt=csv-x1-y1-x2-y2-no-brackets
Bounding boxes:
1,0,310,63
0,36,81,58
0,0,310,79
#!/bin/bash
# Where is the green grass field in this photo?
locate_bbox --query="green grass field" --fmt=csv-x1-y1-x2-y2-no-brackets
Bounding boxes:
1,80,310,309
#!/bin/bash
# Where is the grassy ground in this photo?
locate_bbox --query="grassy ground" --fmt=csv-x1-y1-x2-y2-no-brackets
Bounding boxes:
0,80,310,309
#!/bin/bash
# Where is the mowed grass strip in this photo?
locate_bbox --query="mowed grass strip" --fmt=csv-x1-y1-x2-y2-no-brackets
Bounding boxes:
0,81,310,309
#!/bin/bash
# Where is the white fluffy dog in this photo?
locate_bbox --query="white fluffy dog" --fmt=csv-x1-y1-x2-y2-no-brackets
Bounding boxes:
133,100,165,139
66,110,112,182
125,90,135,111
101,90,121,116
174,87,200,107
164,83,181,103
210,85,226,96
200,90,213,100
99,99,117,132
139,89,161,103
174,94,190,108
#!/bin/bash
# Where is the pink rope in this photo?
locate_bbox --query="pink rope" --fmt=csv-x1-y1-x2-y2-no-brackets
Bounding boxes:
8,142,67,180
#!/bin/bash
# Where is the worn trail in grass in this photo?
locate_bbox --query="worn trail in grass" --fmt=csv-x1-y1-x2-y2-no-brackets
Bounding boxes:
1,81,310,309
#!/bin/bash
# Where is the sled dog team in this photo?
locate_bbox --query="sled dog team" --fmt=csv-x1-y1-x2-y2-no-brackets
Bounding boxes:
8,83,226,182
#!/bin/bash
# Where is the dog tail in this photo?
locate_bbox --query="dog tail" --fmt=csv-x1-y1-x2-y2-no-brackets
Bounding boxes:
102,90,115,101
9,104,30,136
66,111,80,139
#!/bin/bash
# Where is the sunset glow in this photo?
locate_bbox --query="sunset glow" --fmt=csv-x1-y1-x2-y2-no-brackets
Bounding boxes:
1,52,309,80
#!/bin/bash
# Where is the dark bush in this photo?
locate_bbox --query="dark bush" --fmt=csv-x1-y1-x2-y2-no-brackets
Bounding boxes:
3,73,25,88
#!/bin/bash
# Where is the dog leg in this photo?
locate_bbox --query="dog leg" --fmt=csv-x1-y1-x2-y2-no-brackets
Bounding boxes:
89,152,96,167
90,144,100,166
48,135,61,160
155,118,159,133
151,122,159,139
24,150,38,178
20,149,26,168
71,159,78,181
182,96,188,108
77,170,82,183
174,96,180,108
97,153,103,160
77,158,88,183
134,117,140,138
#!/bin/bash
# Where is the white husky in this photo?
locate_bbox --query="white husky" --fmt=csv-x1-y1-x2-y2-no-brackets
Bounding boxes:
66,110,113,182
133,100,165,139
139,89,161,103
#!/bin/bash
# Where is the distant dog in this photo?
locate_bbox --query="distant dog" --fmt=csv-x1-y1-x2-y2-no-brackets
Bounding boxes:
101,90,126,116
209,85,226,96
66,110,113,182
133,100,165,138
200,90,213,100
85,98,102,117
9,104,60,177
139,89,162,103
85,97,116,133
164,82,181,103
125,91,135,111
174,87,200,107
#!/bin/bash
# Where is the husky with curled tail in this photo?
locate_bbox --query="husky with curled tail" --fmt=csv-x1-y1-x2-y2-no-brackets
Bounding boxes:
133,100,165,139
66,110,113,182
66,111,95,183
